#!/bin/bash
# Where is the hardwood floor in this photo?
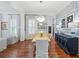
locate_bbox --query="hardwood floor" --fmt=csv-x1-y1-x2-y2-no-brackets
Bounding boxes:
0,40,34,58
49,37,77,58
0,37,79,58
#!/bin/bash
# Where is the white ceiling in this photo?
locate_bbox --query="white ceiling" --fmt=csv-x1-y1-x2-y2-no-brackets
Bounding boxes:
9,1,72,16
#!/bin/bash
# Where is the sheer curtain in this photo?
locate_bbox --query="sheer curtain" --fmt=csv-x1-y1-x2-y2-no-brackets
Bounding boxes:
29,19,36,34
9,14,20,38
25,15,37,39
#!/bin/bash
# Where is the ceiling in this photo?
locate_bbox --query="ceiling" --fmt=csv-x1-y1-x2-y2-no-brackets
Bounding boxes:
9,1,72,16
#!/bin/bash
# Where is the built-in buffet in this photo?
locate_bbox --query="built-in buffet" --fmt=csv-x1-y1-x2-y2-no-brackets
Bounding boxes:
55,33,78,55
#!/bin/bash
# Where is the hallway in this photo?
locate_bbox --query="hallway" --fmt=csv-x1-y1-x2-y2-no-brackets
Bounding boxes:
0,37,78,58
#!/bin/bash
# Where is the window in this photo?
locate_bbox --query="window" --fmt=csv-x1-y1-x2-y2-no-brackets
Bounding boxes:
9,15,19,37
29,20,35,34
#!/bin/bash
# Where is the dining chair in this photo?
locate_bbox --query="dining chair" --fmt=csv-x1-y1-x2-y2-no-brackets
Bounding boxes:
35,40,49,58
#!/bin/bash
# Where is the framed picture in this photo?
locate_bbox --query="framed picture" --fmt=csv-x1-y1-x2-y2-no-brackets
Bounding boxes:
1,22,8,30
38,22,47,29
67,15,73,28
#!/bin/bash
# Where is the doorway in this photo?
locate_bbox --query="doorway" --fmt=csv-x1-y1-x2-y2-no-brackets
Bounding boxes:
25,14,47,40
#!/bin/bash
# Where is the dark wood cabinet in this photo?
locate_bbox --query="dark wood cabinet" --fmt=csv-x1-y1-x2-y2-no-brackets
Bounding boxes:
55,33,78,55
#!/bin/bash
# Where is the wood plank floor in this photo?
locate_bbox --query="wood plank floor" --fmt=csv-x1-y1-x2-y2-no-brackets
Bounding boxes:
49,37,79,58
0,36,79,58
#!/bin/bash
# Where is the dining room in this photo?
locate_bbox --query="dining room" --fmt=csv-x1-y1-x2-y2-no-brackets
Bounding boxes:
0,1,79,58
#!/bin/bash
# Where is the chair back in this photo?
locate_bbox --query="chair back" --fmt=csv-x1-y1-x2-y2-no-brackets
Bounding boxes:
36,40,49,58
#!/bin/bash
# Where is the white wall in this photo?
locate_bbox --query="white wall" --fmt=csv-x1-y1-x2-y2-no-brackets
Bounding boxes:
56,2,74,24
55,1,79,27
54,2,74,33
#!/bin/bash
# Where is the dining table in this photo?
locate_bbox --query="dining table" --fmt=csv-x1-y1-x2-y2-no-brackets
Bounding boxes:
32,31,51,42
32,31,51,57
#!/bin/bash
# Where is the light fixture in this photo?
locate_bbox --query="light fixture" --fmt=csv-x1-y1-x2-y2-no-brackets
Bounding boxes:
37,16,45,22
40,1,43,3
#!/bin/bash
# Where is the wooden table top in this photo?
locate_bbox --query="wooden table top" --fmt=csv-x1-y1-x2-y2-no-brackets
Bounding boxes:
32,32,51,42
